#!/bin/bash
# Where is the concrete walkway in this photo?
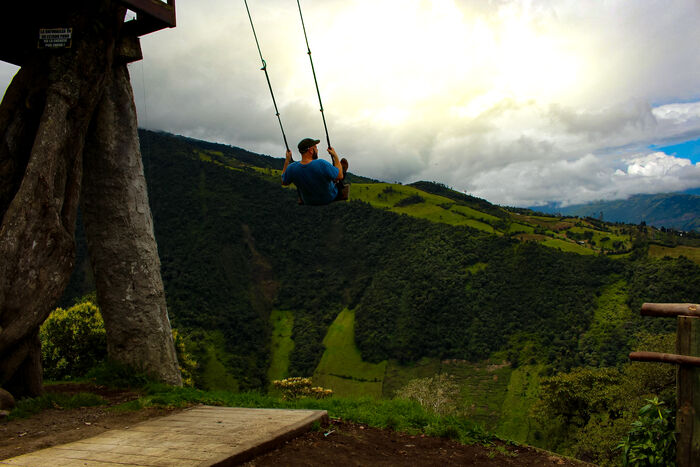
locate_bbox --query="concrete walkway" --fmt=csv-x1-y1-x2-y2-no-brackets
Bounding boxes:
0,405,328,466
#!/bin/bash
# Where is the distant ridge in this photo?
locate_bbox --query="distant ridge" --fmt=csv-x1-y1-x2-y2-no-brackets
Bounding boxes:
530,192,700,231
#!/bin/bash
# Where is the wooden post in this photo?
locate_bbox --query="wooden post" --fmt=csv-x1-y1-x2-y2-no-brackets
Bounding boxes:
676,316,700,466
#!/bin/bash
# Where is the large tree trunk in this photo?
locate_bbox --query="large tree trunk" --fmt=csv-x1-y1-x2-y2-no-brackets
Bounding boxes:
0,1,125,397
1,0,182,396
81,64,182,385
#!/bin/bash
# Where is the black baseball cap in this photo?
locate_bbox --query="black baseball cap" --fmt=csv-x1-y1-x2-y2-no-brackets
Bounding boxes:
298,138,320,153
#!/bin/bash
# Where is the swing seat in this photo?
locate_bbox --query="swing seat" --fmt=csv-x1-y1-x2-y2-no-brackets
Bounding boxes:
296,183,349,205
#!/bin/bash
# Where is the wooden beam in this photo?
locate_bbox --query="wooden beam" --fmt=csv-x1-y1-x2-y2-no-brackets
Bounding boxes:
121,0,176,27
628,351,700,367
641,303,700,318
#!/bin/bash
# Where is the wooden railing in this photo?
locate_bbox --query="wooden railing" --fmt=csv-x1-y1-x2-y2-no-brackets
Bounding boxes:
629,302,700,466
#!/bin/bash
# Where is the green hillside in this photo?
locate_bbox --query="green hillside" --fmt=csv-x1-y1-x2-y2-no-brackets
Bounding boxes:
59,129,700,464
62,129,700,382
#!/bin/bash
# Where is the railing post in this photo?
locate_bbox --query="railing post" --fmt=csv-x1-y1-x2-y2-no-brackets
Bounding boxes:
676,316,700,466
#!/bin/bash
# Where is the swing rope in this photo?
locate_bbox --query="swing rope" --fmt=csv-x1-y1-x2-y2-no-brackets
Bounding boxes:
296,0,331,150
244,0,290,153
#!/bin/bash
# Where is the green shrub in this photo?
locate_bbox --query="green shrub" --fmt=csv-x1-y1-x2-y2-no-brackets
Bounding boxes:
40,299,107,380
618,397,675,466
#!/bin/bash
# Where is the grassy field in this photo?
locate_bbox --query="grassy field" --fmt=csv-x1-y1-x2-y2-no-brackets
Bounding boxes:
384,358,537,442
496,365,544,443
268,310,294,382
453,361,512,431
511,214,573,232
541,237,596,255
508,222,535,234
566,226,629,250
313,309,387,398
649,244,700,264
382,358,443,398
350,183,497,233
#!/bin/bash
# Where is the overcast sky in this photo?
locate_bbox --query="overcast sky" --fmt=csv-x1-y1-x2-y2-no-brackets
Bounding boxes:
2,0,700,207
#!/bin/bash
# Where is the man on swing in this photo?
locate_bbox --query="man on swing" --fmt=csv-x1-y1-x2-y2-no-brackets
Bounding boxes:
281,138,349,205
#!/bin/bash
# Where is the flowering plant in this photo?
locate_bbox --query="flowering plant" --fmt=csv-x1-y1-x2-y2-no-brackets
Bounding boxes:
272,377,333,400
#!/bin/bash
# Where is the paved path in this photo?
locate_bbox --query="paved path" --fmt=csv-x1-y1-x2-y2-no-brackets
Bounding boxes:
0,405,328,466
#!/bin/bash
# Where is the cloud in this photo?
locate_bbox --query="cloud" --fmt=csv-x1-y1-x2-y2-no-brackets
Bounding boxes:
473,151,700,207
2,0,700,207
625,152,693,177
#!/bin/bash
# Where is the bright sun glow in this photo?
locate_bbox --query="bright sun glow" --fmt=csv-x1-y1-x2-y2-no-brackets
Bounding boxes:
305,0,584,126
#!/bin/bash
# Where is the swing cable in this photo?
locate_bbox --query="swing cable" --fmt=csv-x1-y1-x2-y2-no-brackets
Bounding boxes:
244,0,291,154
296,0,331,150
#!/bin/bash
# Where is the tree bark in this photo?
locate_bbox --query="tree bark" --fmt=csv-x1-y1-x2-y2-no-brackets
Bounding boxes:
0,1,123,397
81,64,182,385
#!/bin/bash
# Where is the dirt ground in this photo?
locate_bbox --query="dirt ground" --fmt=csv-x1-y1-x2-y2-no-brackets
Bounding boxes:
243,418,588,466
0,383,179,461
0,383,589,466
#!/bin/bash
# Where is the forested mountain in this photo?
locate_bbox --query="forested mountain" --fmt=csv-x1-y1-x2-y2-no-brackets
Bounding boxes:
63,130,700,389
530,192,700,231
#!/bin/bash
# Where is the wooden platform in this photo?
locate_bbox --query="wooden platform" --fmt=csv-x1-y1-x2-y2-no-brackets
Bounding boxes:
0,406,328,466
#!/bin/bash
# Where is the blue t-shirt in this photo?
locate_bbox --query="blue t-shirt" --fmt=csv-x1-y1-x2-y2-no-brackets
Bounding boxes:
282,159,339,205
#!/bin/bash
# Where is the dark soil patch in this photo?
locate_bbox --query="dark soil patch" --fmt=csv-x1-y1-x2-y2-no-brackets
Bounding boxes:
245,418,590,466
0,383,180,461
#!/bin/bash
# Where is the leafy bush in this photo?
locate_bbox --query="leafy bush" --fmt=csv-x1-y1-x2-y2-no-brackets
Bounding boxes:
394,374,460,416
40,298,107,380
40,297,195,386
618,397,675,466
